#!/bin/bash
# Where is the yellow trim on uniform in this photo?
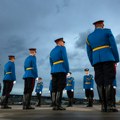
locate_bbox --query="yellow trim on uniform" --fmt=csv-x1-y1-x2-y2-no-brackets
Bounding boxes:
53,60,64,65
85,82,91,84
68,80,72,82
26,67,33,70
86,39,90,46
67,84,72,86
6,72,12,74
93,45,110,52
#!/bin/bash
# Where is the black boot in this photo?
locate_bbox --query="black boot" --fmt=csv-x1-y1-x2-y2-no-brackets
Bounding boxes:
86,98,90,107
23,93,34,110
97,86,106,112
111,87,118,112
105,85,112,112
23,94,27,110
67,98,72,107
27,93,35,109
50,92,54,107
56,92,66,110
105,85,118,112
89,98,93,107
1,96,11,109
23,94,29,110
52,92,58,110
5,96,11,109
36,93,41,107
1,96,6,108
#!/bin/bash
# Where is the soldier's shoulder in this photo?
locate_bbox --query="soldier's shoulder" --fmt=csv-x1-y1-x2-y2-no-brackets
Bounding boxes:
60,46,66,50
5,61,9,66
103,28,111,31
8,61,13,65
87,31,95,39
53,45,61,50
26,55,31,59
87,32,93,37
71,77,74,79
89,74,93,76
83,75,86,78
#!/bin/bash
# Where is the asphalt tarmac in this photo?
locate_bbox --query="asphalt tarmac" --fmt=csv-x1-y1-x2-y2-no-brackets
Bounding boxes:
0,105,120,120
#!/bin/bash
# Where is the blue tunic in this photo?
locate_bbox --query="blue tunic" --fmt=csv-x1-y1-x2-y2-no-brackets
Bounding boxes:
3,61,16,81
23,55,38,79
86,28,119,66
65,77,75,91
50,46,69,73
83,74,94,89
35,82,43,93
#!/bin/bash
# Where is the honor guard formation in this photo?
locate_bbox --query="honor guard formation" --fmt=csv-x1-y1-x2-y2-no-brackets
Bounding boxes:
0,20,119,112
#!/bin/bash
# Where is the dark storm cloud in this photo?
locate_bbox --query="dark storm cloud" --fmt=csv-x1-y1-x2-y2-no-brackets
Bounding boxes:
56,0,70,13
75,30,92,49
68,52,79,59
1,36,26,54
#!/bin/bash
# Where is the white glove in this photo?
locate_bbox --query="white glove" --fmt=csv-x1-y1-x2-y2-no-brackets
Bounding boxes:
49,90,51,93
83,89,85,91
36,78,39,81
39,92,42,94
63,90,66,94
71,89,74,92
113,86,116,89
90,88,93,90
13,81,16,84
116,63,119,66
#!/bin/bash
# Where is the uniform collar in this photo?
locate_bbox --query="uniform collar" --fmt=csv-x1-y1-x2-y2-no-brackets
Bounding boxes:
30,54,35,56
95,27,103,29
9,60,14,63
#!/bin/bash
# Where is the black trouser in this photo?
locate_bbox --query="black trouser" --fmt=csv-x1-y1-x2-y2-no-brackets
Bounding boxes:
85,89,94,98
67,90,74,99
94,61,115,111
24,77,35,94
1,80,13,106
36,93,41,106
52,72,66,92
85,89,94,106
23,77,35,108
51,72,66,107
94,61,115,86
67,90,74,106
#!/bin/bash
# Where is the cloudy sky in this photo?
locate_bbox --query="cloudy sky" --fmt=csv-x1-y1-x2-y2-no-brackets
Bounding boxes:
0,0,120,99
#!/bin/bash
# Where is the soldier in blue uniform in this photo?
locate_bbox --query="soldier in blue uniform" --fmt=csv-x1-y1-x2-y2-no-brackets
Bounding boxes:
83,68,94,107
1,55,16,109
35,77,43,107
50,38,69,110
86,20,119,112
65,72,75,107
23,48,38,110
